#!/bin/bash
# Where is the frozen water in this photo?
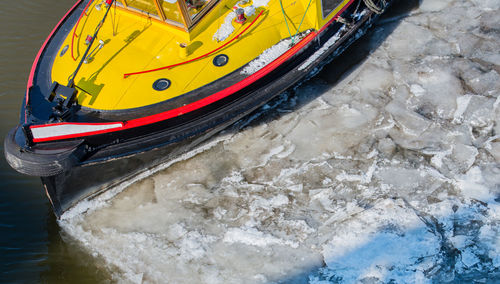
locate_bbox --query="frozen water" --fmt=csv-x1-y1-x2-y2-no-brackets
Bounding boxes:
60,0,500,283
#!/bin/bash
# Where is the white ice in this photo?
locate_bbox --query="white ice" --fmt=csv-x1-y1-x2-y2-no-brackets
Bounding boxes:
299,26,347,71
61,0,500,283
241,39,293,75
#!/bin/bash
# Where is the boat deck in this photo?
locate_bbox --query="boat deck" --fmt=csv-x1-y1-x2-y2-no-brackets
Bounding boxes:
51,0,331,111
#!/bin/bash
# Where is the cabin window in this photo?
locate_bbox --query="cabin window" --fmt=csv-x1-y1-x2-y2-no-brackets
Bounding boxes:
321,0,344,18
118,0,218,30
124,0,159,16
118,0,184,26
186,0,210,19
159,1,185,24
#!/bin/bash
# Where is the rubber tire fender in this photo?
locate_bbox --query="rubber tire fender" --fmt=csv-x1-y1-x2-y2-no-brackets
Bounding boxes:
4,127,86,177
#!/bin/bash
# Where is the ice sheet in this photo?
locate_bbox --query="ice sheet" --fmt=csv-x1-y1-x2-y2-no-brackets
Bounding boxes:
61,0,500,282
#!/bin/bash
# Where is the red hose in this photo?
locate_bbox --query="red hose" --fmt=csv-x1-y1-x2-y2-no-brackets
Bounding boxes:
123,10,265,78
71,0,94,61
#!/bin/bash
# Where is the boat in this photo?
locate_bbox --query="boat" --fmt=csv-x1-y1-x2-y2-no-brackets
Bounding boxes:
4,0,392,217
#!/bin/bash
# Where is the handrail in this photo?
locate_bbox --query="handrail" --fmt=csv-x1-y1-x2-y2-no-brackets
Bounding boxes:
71,0,94,61
123,10,264,78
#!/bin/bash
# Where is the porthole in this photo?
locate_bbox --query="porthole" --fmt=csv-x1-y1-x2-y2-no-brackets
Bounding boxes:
153,78,171,91
213,54,229,67
60,45,69,57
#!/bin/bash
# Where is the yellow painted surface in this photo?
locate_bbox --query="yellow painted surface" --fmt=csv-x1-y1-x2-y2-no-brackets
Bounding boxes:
51,0,351,110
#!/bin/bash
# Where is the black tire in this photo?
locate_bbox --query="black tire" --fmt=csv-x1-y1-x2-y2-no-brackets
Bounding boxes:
4,127,84,177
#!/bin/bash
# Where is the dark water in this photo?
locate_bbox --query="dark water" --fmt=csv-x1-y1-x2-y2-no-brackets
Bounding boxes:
0,1,108,282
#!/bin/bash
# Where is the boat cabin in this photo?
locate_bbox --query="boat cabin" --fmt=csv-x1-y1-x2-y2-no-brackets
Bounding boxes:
112,0,351,34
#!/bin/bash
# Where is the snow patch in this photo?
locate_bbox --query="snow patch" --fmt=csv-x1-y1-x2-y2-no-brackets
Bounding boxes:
241,39,292,75
223,227,298,248
298,26,346,71
213,1,268,42
457,166,494,203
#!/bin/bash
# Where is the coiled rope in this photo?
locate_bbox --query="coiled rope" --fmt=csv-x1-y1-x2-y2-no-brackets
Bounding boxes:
363,0,387,14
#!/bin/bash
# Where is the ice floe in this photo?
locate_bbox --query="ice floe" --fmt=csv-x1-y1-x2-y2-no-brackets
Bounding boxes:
60,0,500,282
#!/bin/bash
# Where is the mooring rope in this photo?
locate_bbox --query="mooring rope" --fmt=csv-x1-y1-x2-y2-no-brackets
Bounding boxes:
292,0,314,44
279,0,293,43
280,0,313,45
363,0,387,14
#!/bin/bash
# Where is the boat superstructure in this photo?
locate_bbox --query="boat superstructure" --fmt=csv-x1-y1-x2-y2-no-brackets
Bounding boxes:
5,0,392,217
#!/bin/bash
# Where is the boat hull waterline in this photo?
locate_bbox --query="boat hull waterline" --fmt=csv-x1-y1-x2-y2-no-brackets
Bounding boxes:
5,0,392,217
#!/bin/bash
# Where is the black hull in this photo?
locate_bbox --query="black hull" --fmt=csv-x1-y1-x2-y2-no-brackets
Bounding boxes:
5,0,392,217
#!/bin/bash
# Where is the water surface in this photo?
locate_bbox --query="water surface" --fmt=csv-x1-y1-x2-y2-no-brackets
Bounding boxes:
0,1,108,282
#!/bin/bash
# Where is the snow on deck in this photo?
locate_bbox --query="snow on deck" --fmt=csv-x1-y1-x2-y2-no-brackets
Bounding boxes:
213,0,269,42
241,38,293,75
